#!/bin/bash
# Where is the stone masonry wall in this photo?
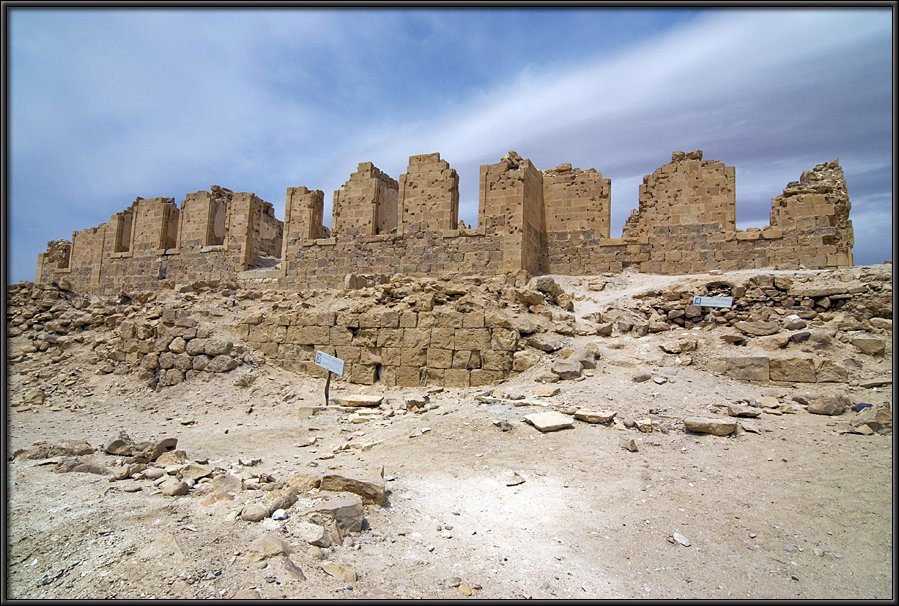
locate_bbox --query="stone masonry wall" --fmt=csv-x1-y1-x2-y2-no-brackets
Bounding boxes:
233,301,519,389
36,149,855,296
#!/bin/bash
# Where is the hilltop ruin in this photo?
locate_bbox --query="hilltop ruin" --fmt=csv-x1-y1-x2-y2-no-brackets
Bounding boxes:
36,149,854,294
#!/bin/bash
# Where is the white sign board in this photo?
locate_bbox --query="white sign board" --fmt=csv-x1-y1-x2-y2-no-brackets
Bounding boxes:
692,295,734,308
314,351,345,375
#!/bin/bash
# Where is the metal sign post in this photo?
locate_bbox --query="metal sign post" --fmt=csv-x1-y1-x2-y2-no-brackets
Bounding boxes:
314,351,345,406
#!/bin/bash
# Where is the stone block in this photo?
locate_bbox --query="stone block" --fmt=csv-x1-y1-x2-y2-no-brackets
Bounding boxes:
426,348,453,369
724,356,769,381
443,369,470,388
430,327,455,349
454,328,490,350
396,366,423,387
769,357,816,383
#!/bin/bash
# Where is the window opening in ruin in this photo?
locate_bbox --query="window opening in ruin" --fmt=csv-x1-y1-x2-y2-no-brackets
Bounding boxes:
114,212,133,253
207,199,227,246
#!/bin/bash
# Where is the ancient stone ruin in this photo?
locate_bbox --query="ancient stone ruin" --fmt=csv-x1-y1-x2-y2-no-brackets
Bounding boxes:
36,149,854,293
28,149,857,388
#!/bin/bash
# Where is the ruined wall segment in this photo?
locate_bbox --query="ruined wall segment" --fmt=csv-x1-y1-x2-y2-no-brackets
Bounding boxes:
35,148,855,297
765,160,854,268
397,153,459,236
542,163,614,274
332,163,399,238
479,151,545,275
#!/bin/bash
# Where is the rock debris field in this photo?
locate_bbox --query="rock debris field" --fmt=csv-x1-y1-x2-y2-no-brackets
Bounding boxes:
6,264,893,599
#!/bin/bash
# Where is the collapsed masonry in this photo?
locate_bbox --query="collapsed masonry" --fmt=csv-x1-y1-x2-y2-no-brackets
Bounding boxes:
36,149,854,294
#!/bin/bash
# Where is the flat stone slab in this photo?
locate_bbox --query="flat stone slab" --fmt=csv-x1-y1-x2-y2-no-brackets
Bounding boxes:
683,417,737,436
574,409,616,424
330,395,383,407
524,411,575,432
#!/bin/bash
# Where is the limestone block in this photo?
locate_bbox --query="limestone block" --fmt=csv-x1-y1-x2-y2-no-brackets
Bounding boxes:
724,356,769,381
426,348,453,369
443,369,470,388
396,366,423,387
769,357,816,383
430,327,455,349
454,328,490,350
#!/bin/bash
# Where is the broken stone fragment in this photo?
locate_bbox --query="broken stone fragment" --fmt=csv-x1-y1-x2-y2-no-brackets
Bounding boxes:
294,521,331,547
246,534,292,562
683,417,737,436
550,358,582,380
178,463,213,482
524,411,575,432
240,503,270,522
851,404,891,431
526,333,564,353
619,437,639,452
159,477,190,496
331,394,384,407
321,562,357,583
808,393,850,416
735,321,781,336
727,404,761,418
851,337,885,355
53,458,110,475
319,470,385,505
574,409,616,424
311,494,365,532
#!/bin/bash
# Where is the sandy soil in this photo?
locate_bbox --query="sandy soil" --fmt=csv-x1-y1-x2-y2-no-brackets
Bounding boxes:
5,266,893,599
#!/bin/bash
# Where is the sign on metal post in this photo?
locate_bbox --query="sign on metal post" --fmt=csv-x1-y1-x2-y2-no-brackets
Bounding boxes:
314,351,345,375
692,295,734,308
314,351,345,407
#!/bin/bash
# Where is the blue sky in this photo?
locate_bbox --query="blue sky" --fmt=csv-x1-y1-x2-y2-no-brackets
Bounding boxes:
7,7,893,284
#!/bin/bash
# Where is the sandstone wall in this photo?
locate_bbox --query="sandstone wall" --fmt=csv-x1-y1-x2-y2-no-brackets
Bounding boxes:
36,149,855,296
232,302,519,388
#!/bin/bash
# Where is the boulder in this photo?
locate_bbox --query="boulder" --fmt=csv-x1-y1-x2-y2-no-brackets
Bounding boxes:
683,417,737,436
240,503,270,522
159,478,190,496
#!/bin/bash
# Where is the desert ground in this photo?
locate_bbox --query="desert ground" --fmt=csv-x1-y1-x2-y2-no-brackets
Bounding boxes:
5,264,893,599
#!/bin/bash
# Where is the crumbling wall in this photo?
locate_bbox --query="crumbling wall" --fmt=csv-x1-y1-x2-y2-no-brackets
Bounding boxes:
332,163,399,237
35,149,856,295
765,160,854,268
479,151,545,275
542,163,613,274
397,153,459,235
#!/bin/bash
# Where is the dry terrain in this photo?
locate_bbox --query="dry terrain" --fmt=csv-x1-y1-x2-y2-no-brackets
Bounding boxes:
5,264,893,599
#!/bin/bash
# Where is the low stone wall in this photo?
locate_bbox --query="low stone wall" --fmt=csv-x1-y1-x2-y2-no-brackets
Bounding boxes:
232,303,520,388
